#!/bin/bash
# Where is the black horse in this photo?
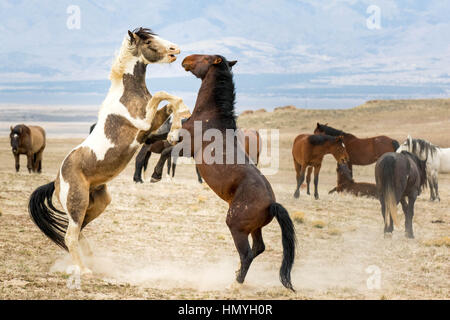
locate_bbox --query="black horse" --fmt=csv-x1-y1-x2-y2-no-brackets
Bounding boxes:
375,151,427,238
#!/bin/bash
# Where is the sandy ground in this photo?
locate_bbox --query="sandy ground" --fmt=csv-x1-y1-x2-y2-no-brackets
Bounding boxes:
0,100,449,299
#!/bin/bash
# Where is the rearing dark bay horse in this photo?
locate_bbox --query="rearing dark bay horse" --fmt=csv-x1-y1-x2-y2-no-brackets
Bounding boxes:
314,123,399,172
180,54,296,291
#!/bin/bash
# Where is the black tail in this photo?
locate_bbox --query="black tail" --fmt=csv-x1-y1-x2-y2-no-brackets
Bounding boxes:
270,203,296,291
28,181,68,250
392,139,400,151
378,156,399,227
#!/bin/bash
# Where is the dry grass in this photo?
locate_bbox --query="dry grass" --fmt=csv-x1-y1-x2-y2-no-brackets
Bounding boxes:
292,211,305,224
423,237,450,248
0,99,449,300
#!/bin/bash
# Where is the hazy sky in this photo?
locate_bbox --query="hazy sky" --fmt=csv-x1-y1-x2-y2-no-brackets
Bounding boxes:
1,0,449,111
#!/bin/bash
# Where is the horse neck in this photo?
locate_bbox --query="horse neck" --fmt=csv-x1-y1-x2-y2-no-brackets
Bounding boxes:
102,59,149,115
190,69,225,128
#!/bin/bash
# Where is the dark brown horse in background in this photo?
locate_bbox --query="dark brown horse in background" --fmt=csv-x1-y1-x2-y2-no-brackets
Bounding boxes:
375,151,427,238
10,124,46,173
180,54,296,290
314,123,399,173
292,134,351,199
328,165,378,199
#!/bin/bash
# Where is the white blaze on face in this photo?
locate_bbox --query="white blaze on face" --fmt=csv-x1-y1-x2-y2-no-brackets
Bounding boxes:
149,35,180,64
13,134,18,138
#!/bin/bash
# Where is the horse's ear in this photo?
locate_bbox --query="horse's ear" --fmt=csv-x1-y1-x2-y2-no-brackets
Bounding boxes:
128,30,138,44
316,122,320,128
229,60,237,68
10,125,13,131
213,57,223,65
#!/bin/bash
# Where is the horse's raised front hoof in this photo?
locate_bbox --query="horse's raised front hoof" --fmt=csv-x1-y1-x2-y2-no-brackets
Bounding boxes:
293,191,299,199
384,232,393,239
314,194,319,200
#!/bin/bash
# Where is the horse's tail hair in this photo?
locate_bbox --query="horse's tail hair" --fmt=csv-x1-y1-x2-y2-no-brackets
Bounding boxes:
28,181,68,251
379,156,399,228
392,139,400,151
270,202,296,291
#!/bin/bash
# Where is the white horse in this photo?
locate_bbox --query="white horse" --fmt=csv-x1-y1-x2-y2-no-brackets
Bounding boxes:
397,135,450,201
29,28,190,275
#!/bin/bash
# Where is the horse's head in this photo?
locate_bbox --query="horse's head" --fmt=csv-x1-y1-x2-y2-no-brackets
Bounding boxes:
314,122,326,135
397,134,412,153
332,135,351,177
128,27,180,64
182,54,237,79
10,125,25,154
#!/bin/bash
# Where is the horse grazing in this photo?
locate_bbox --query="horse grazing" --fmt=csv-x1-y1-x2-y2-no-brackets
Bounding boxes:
180,54,296,290
375,151,427,238
328,165,378,199
148,128,260,183
314,123,399,173
28,28,190,275
292,134,351,199
397,135,450,201
10,124,46,173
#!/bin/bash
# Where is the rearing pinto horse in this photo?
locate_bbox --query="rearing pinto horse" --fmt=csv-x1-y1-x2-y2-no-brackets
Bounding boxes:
180,54,296,291
314,123,400,173
28,28,190,275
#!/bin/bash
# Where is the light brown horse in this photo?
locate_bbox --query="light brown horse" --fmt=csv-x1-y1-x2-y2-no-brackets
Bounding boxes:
179,54,296,290
314,123,399,173
292,134,351,199
328,165,378,199
10,124,46,173
28,28,190,275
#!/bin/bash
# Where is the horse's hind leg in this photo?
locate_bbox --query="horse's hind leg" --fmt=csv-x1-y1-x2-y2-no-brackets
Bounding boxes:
293,161,305,198
63,183,91,274
433,174,440,202
251,228,265,258
34,149,44,173
230,229,253,283
428,175,436,201
306,167,312,195
313,164,321,200
405,193,417,238
226,208,254,284
79,185,112,256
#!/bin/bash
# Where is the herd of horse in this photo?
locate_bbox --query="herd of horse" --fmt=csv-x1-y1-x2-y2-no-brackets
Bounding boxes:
6,27,450,291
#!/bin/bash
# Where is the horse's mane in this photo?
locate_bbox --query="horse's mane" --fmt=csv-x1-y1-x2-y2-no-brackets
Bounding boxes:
213,58,237,129
407,138,439,160
110,27,156,81
308,134,337,145
401,151,428,192
317,123,346,136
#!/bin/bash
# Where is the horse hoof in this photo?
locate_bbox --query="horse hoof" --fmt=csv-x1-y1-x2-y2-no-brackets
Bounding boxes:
293,192,299,199
405,233,414,239
314,195,319,200
150,177,161,183
384,232,393,239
